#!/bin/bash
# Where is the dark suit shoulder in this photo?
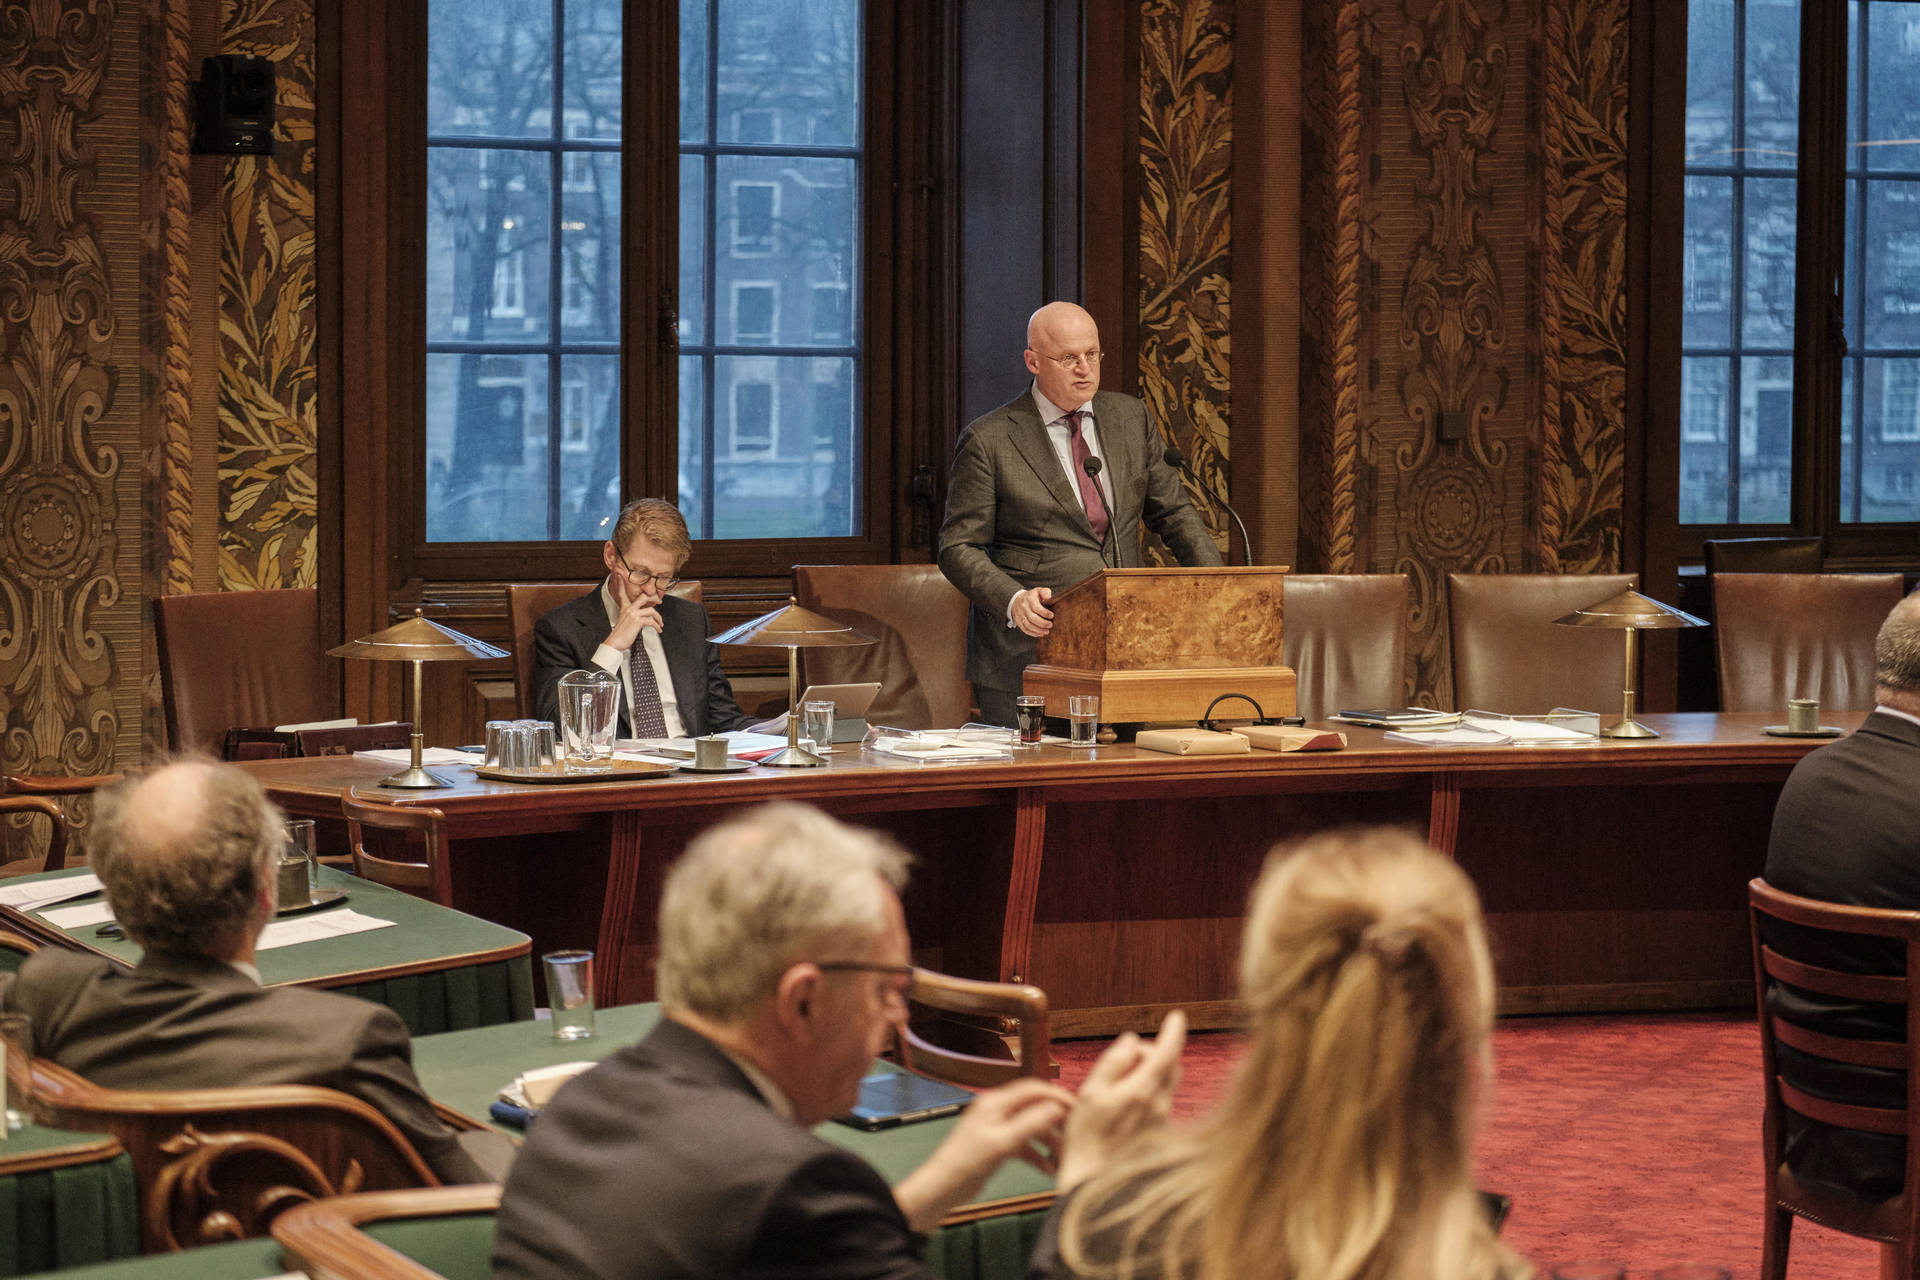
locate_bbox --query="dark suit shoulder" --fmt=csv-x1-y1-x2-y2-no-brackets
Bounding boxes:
533,586,605,635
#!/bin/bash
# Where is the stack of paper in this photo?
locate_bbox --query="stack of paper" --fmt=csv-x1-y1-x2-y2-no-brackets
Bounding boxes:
0,874,102,913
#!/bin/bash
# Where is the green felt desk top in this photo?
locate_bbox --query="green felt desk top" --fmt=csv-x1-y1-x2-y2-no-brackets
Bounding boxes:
15,1238,288,1280
0,866,528,988
410,1004,1056,1208
0,1121,120,1166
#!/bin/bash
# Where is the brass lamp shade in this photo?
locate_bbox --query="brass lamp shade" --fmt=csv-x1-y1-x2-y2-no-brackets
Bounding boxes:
711,600,874,767
1552,589,1707,740
328,610,509,788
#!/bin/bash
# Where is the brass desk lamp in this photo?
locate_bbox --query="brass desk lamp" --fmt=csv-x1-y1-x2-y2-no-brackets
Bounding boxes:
1552,589,1706,739
710,599,873,768
328,610,508,788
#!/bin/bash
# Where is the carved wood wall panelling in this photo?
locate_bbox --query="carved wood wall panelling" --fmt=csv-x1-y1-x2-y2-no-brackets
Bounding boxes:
1136,0,1233,563
1298,0,1631,708
0,0,145,784
217,0,317,593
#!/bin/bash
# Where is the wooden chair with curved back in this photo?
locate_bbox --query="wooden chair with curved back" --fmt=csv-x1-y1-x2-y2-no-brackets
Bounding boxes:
343,793,453,907
29,1056,441,1254
1,769,118,878
505,580,705,719
1748,878,1920,1280
896,968,1051,1088
793,565,973,730
153,588,333,754
275,1185,502,1280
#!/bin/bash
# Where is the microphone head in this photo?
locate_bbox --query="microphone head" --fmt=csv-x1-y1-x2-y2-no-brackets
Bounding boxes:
1082,456,1103,477
1163,446,1187,468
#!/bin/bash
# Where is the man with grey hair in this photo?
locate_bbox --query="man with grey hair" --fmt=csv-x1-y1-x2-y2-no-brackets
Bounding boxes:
1763,586,1920,1202
0,758,512,1185
492,802,1184,1279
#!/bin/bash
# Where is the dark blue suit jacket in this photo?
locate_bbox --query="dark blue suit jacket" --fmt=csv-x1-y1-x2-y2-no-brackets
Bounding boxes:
530,587,748,738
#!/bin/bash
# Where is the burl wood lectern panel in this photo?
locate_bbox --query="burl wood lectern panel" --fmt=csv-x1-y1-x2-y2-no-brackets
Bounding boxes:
1037,567,1289,670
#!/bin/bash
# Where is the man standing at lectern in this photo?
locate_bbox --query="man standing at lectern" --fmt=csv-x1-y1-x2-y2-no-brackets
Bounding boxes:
937,302,1223,725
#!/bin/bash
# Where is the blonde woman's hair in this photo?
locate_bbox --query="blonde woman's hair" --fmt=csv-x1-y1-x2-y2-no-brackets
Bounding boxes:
1057,827,1526,1280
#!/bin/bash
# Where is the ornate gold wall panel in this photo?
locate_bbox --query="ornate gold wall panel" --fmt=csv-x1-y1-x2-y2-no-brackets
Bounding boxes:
0,0,144,783
217,0,317,591
1299,0,1629,707
1137,0,1233,559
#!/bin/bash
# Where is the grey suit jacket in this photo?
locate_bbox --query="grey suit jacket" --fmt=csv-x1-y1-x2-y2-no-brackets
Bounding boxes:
0,948,512,1185
530,587,749,738
937,389,1223,692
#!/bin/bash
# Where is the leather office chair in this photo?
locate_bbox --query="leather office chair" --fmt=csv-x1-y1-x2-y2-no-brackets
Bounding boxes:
275,1186,501,1280
1748,879,1920,1280
896,968,1051,1088
506,580,704,720
29,1056,440,1254
792,565,973,730
1703,536,1825,577
1446,573,1638,714
344,793,453,907
154,588,332,754
1281,574,1411,721
1713,573,1904,713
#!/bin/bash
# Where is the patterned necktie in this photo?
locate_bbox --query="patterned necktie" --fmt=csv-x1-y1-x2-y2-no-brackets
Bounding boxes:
627,640,669,738
1065,410,1111,543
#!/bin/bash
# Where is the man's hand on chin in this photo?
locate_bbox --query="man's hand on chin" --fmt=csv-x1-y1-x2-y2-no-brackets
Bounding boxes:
891,1077,1072,1234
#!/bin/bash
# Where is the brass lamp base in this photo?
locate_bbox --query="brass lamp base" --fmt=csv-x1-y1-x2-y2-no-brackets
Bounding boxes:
758,744,827,769
1598,718,1660,740
379,731,453,789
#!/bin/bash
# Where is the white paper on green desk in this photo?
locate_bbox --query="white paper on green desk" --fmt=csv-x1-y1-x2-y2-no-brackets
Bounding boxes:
39,899,115,929
256,908,396,951
0,873,102,912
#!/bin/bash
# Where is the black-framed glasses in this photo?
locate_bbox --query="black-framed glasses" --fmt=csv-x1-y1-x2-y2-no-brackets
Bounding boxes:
816,961,916,1003
612,545,680,591
1036,349,1103,371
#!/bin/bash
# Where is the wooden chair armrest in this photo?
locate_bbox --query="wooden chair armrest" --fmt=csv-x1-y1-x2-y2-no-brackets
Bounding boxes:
273,1186,503,1280
3,772,121,796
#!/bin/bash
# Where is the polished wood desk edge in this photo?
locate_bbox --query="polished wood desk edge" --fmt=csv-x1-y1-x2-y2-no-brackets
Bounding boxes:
244,713,1853,819
0,1130,124,1176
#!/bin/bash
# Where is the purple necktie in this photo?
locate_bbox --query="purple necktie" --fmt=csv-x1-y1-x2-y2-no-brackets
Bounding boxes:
627,642,668,738
1065,411,1110,543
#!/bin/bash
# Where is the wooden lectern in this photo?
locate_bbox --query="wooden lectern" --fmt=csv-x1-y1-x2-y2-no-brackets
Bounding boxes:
1022,567,1296,724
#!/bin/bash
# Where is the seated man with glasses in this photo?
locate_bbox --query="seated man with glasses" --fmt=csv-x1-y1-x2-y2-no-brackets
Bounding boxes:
531,497,750,739
938,300,1223,726
492,802,1185,1280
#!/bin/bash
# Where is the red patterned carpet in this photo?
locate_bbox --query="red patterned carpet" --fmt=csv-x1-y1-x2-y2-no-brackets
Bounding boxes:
1051,1012,1883,1278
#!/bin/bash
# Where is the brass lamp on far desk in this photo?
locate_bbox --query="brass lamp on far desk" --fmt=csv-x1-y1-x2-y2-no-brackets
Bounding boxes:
711,599,873,768
328,610,508,788
1553,589,1706,739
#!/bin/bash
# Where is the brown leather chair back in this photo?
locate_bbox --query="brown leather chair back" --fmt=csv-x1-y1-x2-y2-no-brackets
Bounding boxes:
30,1056,439,1254
506,580,704,720
154,588,331,754
1713,573,1905,713
793,565,972,729
1446,573,1638,713
1747,879,1920,1276
1703,536,1825,577
1281,574,1410,721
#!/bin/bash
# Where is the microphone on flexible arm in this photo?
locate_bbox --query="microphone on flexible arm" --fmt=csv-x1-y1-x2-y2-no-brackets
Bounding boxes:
1082,456,1116,568
1164,447,1254,567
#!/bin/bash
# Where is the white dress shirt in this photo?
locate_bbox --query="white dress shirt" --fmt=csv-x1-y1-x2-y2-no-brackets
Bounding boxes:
588,580,688,739
1031,387,1115,513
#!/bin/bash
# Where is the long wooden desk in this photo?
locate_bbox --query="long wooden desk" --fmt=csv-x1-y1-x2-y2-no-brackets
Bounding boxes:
248,712,1852,1036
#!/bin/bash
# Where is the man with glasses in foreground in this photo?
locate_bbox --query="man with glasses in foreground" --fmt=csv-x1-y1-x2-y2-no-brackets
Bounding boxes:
531,497,749,738
492,802,1186,1279
939,300,1223,726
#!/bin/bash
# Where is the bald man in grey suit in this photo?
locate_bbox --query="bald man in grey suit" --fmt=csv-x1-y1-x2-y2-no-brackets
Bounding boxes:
938,302,1223,725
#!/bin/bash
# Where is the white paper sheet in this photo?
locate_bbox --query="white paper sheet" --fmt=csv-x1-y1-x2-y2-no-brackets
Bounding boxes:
353,747,473,766
39,899,115,929
1461,715,1596,743
0,873,102,912
256,908,396,951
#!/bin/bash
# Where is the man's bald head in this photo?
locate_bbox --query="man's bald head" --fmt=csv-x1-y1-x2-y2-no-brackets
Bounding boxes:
1024,302,1103,409
89,758,282,957
1875,588,1920,714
